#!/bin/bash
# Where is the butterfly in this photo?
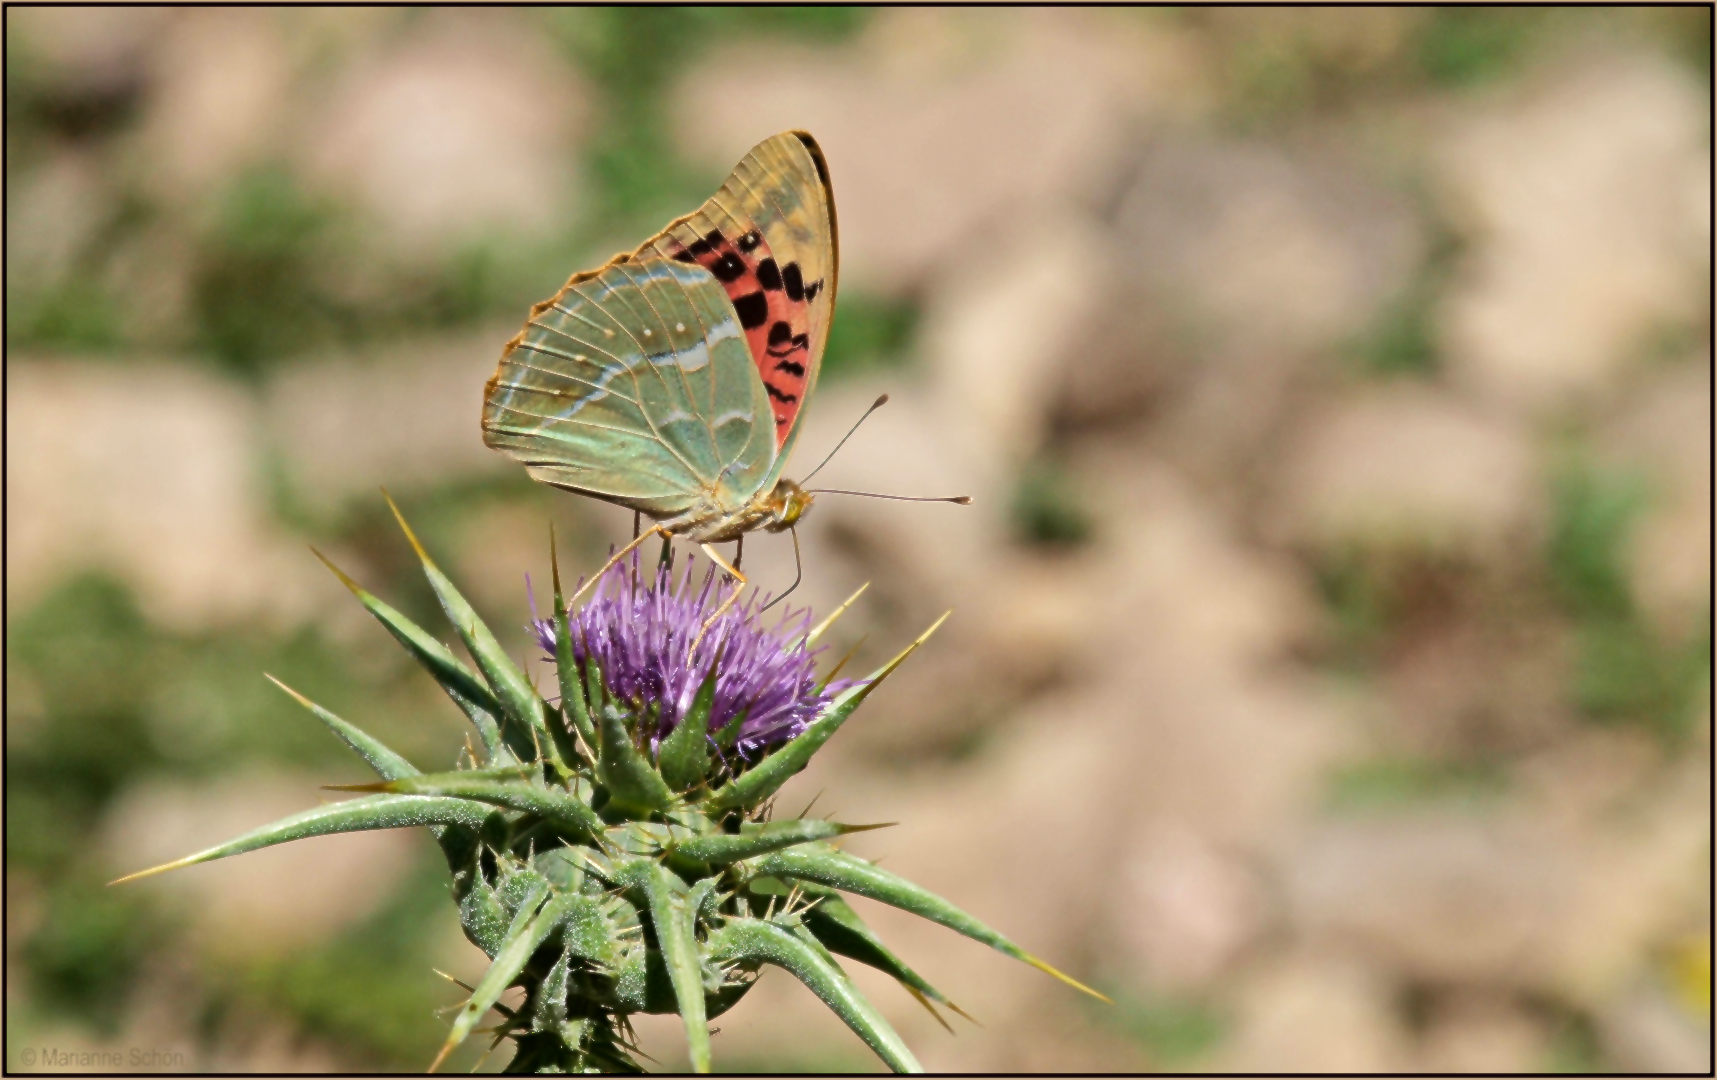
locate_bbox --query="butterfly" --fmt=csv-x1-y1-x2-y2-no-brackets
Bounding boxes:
482,131,839,619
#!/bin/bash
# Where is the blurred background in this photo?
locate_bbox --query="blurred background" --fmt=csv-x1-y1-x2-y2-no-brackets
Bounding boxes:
5,7,1711,1073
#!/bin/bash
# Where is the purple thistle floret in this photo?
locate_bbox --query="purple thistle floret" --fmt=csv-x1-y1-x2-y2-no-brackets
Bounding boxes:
534,555,843,757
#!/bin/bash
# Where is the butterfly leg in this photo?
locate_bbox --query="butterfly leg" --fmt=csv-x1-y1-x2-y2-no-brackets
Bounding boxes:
565,524,671,611
734,534,744,572
689,542,748,655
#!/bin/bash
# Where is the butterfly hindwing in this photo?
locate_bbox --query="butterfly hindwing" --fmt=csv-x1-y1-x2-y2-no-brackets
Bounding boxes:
482,257,774,518
638,130,838,472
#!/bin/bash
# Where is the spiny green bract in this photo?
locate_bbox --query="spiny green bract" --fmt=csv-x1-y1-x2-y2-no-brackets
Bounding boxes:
114,497,1106,1073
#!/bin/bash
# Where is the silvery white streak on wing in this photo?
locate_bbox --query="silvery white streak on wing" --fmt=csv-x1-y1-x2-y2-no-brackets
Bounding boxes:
675,340,711,372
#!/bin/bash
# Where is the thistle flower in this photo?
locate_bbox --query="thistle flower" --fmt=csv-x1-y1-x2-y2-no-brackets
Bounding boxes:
113,498,1106,1074
531,556,843,757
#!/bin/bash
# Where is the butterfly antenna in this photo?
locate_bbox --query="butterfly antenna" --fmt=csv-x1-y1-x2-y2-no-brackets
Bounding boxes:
807,489,973,504
760,527,803,614
801,394,889,484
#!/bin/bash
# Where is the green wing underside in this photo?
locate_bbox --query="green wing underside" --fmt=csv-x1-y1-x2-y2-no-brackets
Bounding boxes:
482,259,777,518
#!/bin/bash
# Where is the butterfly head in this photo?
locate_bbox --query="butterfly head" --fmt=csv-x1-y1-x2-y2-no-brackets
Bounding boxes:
765,478,815,532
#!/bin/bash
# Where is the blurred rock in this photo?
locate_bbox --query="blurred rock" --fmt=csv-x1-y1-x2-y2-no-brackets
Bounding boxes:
8,6,169,96
1380,600,1571,757
1267,384,1539,558
1514,726,1661,827
1091,451,1324,673
5,150,109,291
1112,823,1264,992
103,772,422,956
1414,991,1548,1073
1284,814,1565,985
1436,50,1710,414
136,9,293,200
1597,983,1713,1074
6,360,327,630
673,8,1203,293
923,211,1117,472
1550,762,1710,1005
1113,132,1421,353
451,500,557,641
1601,360,1712,640
1285,763,1709,1000
1222,952,1409,1072
1199,7,1416,84
300,11,586,254
1051,279,1191,432
790,379,996,602
263,327,513,514
1109,133,1422,487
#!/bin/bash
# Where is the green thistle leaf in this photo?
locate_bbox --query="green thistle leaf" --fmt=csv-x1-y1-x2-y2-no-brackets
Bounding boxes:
597,694,675,815
549,528,600,760
799,888,971,1027
383,491,562,770
331,771,603,844
614,860,710,1073
111,795,497,884
755,844,1110,1002
310,546,507,761
669,819,889,867
705,917,922,1073
432,882,586,1071
656,668,717,792
266,674,420,781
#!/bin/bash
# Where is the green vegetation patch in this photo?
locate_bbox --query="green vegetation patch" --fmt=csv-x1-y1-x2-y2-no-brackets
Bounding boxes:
1105,990,1228,1069
1547,461,1711,741
1012,455,1095,549
821,292,920,379
1324,756,1510,814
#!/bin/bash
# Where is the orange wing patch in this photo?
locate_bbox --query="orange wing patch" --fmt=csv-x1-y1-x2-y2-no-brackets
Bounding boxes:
669,227,825,448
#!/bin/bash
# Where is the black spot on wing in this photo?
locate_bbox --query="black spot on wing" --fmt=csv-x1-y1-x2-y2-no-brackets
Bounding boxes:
672,249,697,263
795,132,831,187
775,358,806,377
710,252,746,283
767,331,810,358
782,263,804,302
804,280,823,302
764,382,799,404
731,291,769,330
702,229,724,247
755,257,782,291
767,321,793,346
737,231,761,253
685,237,713,258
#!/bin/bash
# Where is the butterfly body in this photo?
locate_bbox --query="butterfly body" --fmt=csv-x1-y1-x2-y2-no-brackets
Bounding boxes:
482,131,836,553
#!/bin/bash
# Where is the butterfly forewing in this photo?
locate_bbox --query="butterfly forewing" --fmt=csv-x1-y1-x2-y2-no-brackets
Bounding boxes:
482,258,772,517
637,130,838,471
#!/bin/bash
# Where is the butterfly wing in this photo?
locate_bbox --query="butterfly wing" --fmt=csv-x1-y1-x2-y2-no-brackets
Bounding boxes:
635,130,838,480
482,257,776,518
